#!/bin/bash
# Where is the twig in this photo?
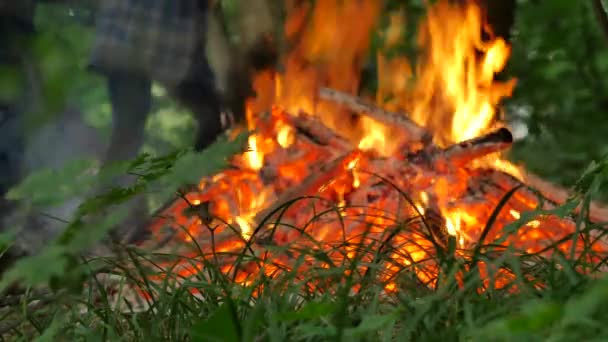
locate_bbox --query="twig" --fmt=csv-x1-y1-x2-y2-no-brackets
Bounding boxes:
481,168,608,224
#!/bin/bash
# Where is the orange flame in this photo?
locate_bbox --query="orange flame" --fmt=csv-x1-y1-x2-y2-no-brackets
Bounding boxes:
412,1,516,145
377,0,522,179
251,0,392,156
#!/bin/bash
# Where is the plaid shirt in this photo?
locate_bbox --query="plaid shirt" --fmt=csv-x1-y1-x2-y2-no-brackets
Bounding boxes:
90,0,208,87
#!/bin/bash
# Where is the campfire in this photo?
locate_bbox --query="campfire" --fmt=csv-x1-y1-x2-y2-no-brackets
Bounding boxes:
143,0,607,294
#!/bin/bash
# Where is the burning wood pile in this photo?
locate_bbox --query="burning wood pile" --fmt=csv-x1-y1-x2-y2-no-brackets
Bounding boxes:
140,0,607,292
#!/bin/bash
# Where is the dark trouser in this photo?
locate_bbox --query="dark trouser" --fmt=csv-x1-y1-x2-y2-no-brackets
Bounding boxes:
101,53,224,243
173,76,225,152
171,42,225,152
0,105,25,216
104,73,152,166
103,58,224,165
0,18,32,219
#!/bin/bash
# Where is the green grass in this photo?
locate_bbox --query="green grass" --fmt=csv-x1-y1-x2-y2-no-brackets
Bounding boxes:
1,188,607,341
1,143,608,341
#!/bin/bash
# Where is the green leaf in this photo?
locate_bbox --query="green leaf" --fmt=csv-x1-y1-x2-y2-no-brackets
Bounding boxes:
279,301,336,321
241,300,267,342
294,323,337,339
61,208,128,252
6,158,99,207
0,65,23,102
191,304,240,342
0,231,16,253
0,246,67,291
75,184,144,217
476,300,563,339
507,301,563,332
561,275,608,326
160,133,249,189
574,158,608,195
344,313,398,338
541,59,571,81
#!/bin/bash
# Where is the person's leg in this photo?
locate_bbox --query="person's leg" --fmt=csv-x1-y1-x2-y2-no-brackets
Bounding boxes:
104,72,152,165
172,64,225,152
0,104,24,217
98,72,152,244
166,25,226,152
0,19,31,219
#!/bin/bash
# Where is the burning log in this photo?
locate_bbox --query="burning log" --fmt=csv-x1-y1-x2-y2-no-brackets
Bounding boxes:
318,87,432,144
438,127,513,168
486,169,608,224
524,172,608,224
282,109,352,151
408,127,513,171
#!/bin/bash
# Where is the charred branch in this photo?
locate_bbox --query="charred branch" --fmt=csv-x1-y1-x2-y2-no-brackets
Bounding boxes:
284,110,352,151
524,172,608,223
474,168,608,224
408,127,513,171
437,127,513,168
318,88,432,144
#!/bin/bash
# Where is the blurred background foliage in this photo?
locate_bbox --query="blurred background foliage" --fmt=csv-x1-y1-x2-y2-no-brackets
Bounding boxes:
12,0,608,195
506,0,608,190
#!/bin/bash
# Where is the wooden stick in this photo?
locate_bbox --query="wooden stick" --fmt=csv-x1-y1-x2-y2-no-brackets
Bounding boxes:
318,87,432,144
441,127,512,167
409,127,513,171
524,172,608,224
284,110,353,151
481,169,608,223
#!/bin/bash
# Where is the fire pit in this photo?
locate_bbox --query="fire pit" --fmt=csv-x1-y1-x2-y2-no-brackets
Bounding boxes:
136,0,607,297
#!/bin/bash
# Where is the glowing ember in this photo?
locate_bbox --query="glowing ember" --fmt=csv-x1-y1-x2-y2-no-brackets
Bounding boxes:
276,124,295,148
245,135,264,171
235,216,254,240
509,209,520,219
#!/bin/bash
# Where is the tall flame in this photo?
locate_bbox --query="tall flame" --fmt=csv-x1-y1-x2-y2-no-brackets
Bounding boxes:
379,1,517,147
375,1,522,241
